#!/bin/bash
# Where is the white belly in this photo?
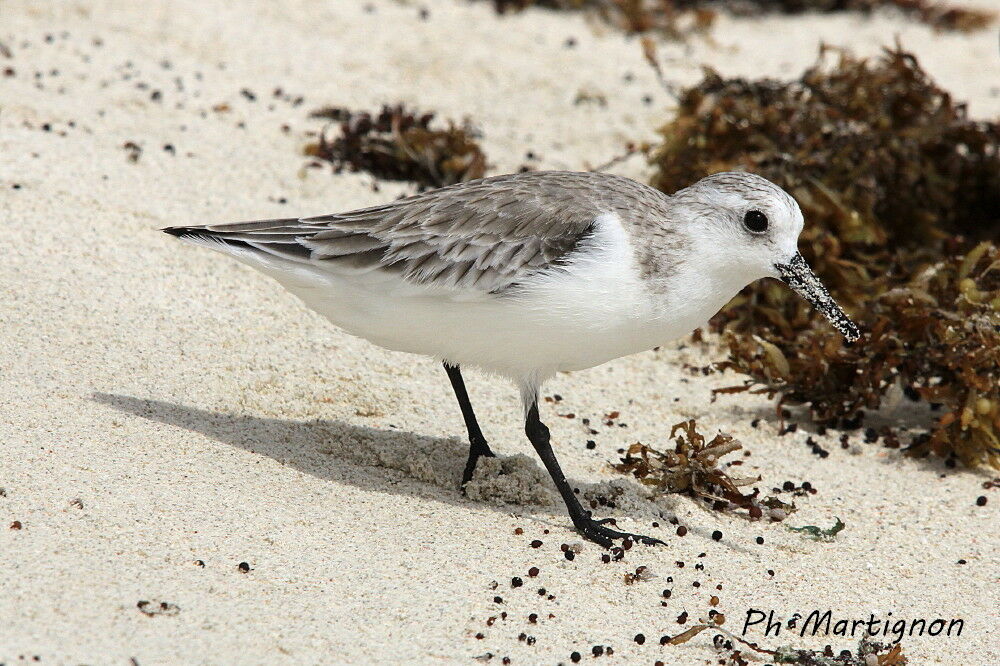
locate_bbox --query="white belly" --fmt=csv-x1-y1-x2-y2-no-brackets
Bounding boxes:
269,212,735,386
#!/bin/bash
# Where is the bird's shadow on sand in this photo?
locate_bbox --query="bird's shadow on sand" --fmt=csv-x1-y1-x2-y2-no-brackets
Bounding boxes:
92,392,653,524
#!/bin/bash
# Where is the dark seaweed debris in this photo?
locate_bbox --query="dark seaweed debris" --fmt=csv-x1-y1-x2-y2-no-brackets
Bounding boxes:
484,0,991,35
488,0,716,40
613,419,796,518
650,47,1000,469
304,104,488,190
702,0,994,31
614,420,755,497
786,516,845,541
717,242,1000,468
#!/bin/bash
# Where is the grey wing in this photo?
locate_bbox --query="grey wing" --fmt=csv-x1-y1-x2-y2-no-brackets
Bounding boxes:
165,172,607,293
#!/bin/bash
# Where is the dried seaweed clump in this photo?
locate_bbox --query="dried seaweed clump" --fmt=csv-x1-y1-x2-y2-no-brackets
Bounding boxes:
706,0,994,31
485,0,991,34
487,0,716,40
650,47,1000,468
719,242,1000,468
614,419,798,517
304,104,487,190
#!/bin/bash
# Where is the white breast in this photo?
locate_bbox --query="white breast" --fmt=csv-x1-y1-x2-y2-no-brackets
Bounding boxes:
240,212,737,388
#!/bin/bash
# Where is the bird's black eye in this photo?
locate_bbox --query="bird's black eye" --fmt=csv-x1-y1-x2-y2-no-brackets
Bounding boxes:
743,209,769,233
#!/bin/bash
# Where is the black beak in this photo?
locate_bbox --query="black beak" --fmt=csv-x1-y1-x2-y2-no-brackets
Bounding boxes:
775,253,860,343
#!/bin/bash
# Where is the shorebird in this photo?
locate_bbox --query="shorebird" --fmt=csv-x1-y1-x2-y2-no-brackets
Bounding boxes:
163,170,858,547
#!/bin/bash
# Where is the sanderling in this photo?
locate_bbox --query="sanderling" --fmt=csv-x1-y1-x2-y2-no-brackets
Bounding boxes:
164,170,858,547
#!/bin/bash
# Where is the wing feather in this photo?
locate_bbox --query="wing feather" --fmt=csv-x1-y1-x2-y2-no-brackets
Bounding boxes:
163,171,670,294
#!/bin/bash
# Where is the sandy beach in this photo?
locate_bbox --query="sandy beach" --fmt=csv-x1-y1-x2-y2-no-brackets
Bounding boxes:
1,0,998,663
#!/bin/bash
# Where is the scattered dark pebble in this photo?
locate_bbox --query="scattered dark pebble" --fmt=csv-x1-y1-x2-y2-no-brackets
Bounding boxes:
564,550,575,561
511,577,523,588
755,536,764,545
634,633,645,644
976,496,987,506
711,530,722,541
237,562,250,573
137,600,180,616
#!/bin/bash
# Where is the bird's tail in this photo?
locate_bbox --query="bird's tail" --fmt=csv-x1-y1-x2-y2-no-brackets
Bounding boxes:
161,219,319,264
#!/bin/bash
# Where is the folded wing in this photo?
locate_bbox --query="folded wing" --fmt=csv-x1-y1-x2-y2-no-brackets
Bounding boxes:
163,171,658,294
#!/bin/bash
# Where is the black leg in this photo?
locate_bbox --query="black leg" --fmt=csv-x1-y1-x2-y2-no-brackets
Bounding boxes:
444,363,495,486
524,401,664,549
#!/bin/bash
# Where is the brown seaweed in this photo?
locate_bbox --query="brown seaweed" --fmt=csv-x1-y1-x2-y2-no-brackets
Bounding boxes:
483,0,992,35
650,46,1000,468
613,419,797,517
304,104,488,190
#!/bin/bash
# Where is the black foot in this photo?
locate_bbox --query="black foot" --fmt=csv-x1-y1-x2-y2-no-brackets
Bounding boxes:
573,513,665,549
461,443,496,487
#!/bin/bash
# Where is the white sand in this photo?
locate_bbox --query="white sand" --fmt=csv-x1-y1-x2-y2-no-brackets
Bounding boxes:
1,0,997,663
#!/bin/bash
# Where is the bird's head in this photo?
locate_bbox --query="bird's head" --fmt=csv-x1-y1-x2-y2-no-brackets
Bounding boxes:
670,171,860,342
